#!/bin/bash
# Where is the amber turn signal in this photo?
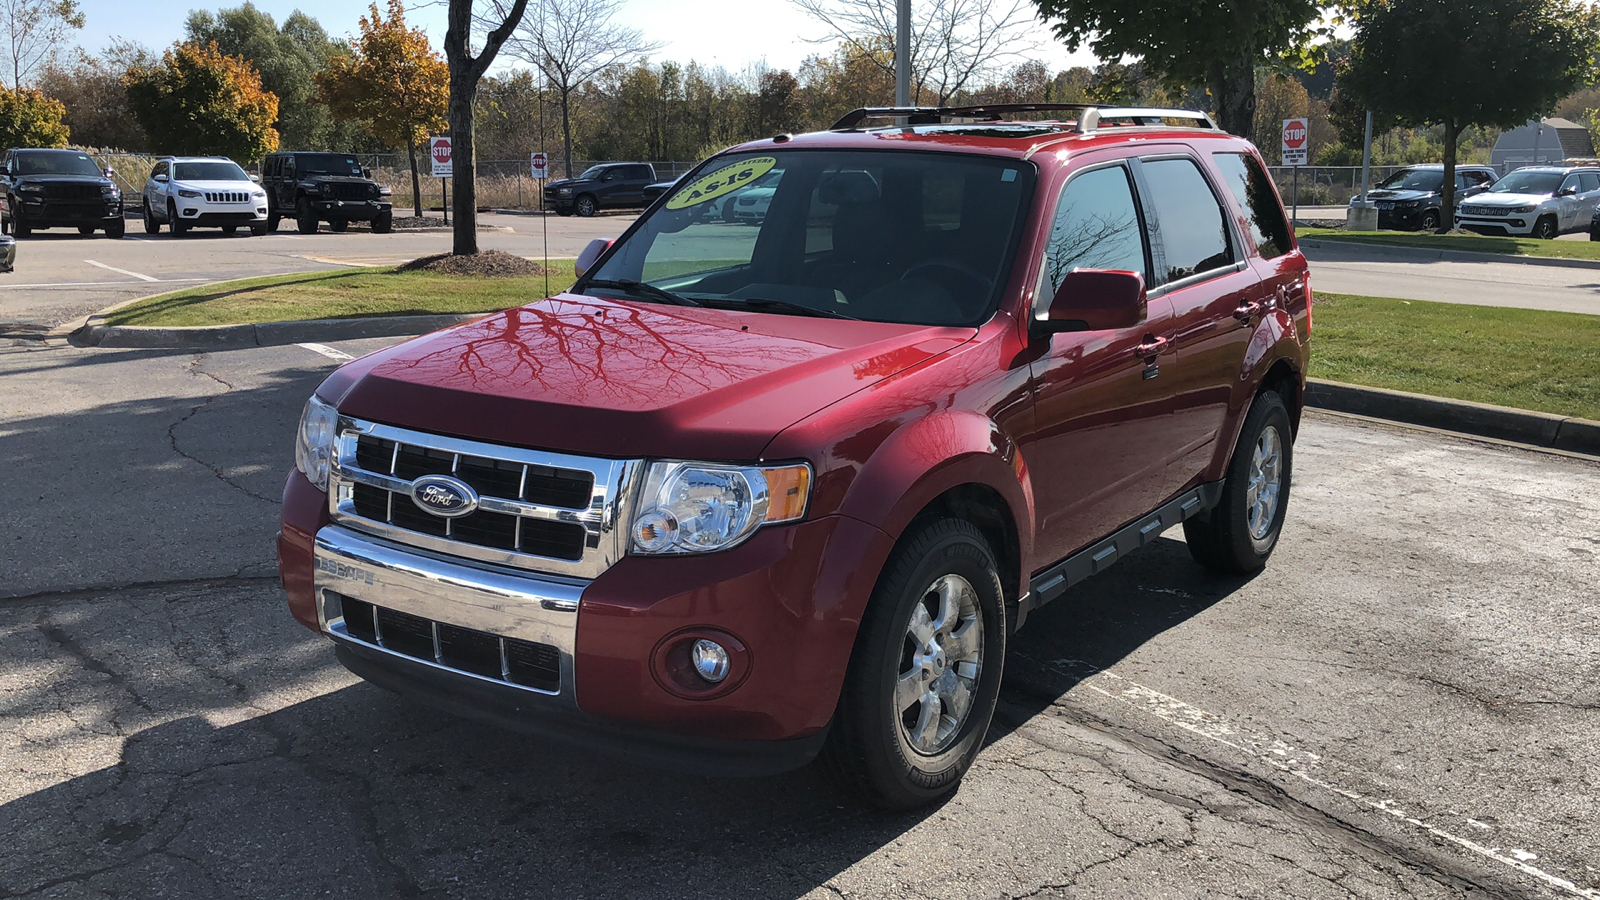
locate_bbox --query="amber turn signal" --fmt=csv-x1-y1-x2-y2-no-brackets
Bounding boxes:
763,464,811,523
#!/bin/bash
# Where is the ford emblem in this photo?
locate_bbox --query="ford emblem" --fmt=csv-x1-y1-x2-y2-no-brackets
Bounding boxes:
409,474,479,518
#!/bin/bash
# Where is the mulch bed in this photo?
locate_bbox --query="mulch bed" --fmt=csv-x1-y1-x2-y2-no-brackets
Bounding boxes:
396,251,550,277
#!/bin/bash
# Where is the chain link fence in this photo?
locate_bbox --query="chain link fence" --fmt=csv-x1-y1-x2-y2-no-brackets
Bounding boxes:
1265,165,1413,208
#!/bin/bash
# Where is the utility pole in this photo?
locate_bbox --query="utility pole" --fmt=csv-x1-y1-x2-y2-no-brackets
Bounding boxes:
1349,109,1378,232
895,0,910,106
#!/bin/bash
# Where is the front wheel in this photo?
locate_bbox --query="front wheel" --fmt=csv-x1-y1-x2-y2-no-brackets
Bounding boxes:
818,518,1006,809
105,217,125,239
1420,210,1440,231
143,201,161,234
1184,390,1293,574
1533,216,1559,240
371,212,393,234
169,203,188,236
78,225,96,236
296,198,318,234
13,211,30,237
574,194,597,217
222,225,238,235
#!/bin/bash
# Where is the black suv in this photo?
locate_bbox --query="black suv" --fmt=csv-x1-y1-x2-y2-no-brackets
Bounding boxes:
1,148,125,238
543,163,656,216
1349,164,1497,231
261,152,392,234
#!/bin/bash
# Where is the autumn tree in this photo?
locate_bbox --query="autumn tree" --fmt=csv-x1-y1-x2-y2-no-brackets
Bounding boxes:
1030,0,1329,138
505,0,662,178
0,83,68,146
38,38,153,150
0,0,84,89
441,0,527,256
125,41,280,161
798,40,893,129
315,0,447,216
1339,0,1599,231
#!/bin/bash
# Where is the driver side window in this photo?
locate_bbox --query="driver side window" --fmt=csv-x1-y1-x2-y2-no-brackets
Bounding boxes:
1040,164,1148,315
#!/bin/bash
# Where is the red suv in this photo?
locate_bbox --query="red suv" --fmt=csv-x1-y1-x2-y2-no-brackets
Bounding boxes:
278,105,1311,808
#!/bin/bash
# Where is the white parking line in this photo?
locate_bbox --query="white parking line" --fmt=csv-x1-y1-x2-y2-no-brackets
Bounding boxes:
296,343,353,361
3,278,208,289
84,260,159,281
1041,657,1600,899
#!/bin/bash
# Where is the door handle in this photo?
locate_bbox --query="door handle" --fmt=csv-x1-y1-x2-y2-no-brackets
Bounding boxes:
1135,336,1170,359
1234,299,1263,323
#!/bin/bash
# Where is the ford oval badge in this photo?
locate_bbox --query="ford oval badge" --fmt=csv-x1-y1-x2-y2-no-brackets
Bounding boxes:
409,474,479,518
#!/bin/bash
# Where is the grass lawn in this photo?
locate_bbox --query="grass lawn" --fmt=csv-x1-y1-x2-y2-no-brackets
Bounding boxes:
1298,226,1600,261
105,262,579,328
1312,293,1600,420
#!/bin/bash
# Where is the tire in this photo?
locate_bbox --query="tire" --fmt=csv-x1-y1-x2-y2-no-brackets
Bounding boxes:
296,198,317,234
169,203,188,236
14,211,31,237
329,218,349,233
371,212,393,234
1183,390,1293,574
574,194,597,217
818,518,1007,809
1420,210,1440,231
266,209,280,232
78,225,96,236
1533,216,1559,240
143,201,161,234
222,225,238,234
1590,227,1600,242
105,217,125,239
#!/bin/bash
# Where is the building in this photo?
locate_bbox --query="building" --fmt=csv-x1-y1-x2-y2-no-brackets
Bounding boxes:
1491,118,1596,174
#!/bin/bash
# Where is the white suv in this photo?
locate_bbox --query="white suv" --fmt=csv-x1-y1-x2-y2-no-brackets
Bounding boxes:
1455,166,1600,239
141,157,268,236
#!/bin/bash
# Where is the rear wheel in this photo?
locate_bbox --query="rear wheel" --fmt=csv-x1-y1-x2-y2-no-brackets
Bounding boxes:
296,198,318,234
1184,390,1293,574
371,212,393,234
1533,216,1559,240
266,207,280,232
818,518,1006,809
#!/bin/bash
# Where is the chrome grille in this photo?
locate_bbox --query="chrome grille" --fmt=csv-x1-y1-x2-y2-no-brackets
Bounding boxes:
204,191,250,203
329,417,638,579
1460,205,1501,217
334,594,562,693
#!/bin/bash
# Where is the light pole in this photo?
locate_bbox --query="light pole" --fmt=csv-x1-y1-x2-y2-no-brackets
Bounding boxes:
895,0,910,107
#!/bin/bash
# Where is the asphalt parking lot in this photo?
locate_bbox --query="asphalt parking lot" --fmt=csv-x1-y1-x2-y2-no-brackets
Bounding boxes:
2,333,1596,899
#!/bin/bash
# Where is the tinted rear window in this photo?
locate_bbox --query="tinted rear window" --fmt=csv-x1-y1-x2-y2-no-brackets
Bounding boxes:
1141,157,1234,281
1212,152,1291,260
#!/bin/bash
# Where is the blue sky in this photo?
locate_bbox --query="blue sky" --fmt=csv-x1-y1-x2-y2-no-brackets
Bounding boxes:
73,0,1097,75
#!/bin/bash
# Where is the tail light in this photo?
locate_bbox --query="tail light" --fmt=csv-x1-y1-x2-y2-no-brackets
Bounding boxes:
1302,272,1313,335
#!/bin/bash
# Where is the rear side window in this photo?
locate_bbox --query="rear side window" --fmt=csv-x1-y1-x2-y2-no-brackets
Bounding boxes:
1211,152,1291,262
1581,173,1600,192
1142,158,1234,281
1042,164,1148,307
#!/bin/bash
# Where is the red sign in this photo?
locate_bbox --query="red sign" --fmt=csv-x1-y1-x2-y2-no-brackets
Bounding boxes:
531,152,548,178
1282,120,1308,150
429,136,452,176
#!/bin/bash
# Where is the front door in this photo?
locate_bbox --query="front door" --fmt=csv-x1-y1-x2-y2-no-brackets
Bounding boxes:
1023,159,1180,567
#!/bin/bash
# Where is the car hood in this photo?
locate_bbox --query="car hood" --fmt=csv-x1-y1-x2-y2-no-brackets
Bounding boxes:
544,178,592,189
1358,188,1436,202
16,174,111,186
171,179,261,192
1469,192,1553,207
322,294,973,460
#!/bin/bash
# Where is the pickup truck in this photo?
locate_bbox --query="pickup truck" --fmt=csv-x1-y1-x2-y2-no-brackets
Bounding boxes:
543,162,656,217
280,104,1311,808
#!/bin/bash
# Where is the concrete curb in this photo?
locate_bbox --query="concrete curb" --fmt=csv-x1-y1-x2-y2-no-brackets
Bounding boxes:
1305,378,1599,457
79,313,483,349
1299,238,1600,271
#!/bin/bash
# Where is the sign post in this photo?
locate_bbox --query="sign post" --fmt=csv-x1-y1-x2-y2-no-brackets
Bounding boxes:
531,152,548,211
1282,118,1309,224
429,136,452,225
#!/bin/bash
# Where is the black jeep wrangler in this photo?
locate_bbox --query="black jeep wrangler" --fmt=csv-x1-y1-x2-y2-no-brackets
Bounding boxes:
261,152,392,234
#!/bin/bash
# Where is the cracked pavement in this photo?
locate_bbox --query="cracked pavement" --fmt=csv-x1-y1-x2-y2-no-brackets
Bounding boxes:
2,335,1597,898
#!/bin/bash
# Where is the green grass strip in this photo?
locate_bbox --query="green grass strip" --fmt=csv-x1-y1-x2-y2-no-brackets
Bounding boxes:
1299,227,1600,261
1312,293,1600,419
105,262,579,328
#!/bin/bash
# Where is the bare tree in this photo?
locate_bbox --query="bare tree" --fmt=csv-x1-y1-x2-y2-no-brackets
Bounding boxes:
0,0,84,90
791,0,1041,106
503,0,662,178
444,0,529,256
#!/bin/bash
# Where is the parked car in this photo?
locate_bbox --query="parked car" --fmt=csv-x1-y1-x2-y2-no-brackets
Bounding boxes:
279,104,1310,809
543,162,656,216
1351,164,1497,230
1455,165,1600,238
0,233,14,272
0,148,125,238
141,157,268,236
261,151,392,234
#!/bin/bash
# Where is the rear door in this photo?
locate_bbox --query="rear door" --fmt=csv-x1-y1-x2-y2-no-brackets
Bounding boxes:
1577,172,1600,229
1557,173,1585,230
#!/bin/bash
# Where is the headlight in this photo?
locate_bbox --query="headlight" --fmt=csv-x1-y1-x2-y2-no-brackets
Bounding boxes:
629,460,811,554
558,187,572,195
1397,200,1419,208
18,183,42,193
177,188,201,198
102,184,120,197
1511,205,1537,213
294,395,339,491
252,190,266,199
378,185,392,196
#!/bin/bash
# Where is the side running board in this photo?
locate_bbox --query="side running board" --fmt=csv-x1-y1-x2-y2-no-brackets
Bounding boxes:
1017,481,1224,629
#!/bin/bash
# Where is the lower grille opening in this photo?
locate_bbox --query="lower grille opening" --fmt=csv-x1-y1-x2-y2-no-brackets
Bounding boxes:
332,594,562,693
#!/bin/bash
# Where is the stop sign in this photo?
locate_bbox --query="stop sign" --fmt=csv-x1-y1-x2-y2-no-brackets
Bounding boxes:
429,136,452,177
1282,119,1308,151
531,152,548,178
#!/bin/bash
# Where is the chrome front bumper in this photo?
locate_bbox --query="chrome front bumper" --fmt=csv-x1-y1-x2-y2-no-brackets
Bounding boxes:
313,524,584,708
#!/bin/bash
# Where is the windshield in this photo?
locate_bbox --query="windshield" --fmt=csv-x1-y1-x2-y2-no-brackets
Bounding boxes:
173,161,249,182
584,150,1035,327
295,154,362,176
1489,171,1563,195
15,152,103,177
1377,169,1443,192
577,165,608,180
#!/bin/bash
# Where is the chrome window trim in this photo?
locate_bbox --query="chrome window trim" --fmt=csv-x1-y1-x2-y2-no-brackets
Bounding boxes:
328,416,641,580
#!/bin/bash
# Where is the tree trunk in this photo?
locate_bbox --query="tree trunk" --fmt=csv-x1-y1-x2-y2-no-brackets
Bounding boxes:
1212,54,1257,139
560,86,575,179
449,73,477,256
1440,119,1461,235
407,141,422,218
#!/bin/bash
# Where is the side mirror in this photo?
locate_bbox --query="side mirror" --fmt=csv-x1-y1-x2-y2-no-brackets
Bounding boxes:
249,174,261,183
1560,185,1578,196
154,174,168,183
1037,269,1147,334
363,168,373,179
574,238,612,280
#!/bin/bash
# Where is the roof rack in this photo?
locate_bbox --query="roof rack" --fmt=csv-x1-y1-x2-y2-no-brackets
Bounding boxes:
830,103,1217,133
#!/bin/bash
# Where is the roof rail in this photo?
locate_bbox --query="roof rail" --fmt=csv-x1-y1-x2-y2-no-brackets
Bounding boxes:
830,103,1217,133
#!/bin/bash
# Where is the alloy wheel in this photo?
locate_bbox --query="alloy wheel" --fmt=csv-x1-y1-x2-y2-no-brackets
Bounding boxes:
896,573,984,756
1246,425,1284,541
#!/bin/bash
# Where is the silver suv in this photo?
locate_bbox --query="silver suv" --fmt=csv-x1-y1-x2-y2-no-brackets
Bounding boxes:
1456,166,1600,239
141,157,269,236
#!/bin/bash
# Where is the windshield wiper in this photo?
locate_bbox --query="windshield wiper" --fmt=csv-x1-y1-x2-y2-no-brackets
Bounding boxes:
704,297,860,320
583,278,702,307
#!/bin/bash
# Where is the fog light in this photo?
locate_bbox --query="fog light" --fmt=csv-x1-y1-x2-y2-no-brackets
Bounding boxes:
632,509,678,553
691,639,729,683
